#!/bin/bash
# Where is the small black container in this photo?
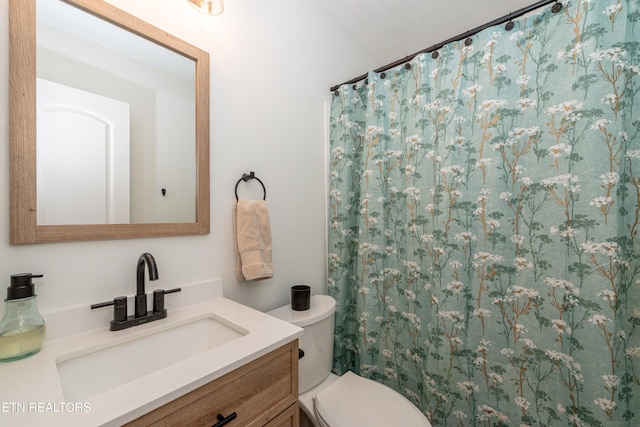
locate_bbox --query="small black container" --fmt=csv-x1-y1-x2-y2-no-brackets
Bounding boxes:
291,285,311,311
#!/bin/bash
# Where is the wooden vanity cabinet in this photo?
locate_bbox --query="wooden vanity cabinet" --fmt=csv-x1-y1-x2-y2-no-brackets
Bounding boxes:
125,340,299,427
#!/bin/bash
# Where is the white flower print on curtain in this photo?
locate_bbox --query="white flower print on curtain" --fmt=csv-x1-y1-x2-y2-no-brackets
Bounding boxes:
328,1,640,426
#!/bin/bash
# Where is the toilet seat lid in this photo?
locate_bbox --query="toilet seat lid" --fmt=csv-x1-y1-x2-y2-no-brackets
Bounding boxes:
313,371,432,427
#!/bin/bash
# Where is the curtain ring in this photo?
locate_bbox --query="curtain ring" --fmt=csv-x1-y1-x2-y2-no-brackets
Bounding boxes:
505,14,515,31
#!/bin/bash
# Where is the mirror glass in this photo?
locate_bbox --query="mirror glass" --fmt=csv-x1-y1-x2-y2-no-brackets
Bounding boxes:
10,0,210,243
36,0,196,225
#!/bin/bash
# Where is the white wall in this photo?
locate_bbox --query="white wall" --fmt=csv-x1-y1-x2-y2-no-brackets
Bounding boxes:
0,0,372,316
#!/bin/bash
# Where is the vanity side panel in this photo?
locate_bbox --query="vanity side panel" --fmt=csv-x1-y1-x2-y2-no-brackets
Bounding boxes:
125,340,298,427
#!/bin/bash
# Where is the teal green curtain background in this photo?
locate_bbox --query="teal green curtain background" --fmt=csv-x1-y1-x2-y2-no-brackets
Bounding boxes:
328,1,640,426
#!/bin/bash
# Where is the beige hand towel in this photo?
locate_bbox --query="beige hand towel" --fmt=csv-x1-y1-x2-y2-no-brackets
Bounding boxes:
233,200,274,281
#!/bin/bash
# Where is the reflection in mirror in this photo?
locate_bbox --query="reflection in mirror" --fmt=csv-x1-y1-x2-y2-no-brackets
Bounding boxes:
36,0,196,225
9,0,210,243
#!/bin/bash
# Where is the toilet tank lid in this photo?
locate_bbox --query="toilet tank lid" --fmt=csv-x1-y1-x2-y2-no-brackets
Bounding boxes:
267,294,336,327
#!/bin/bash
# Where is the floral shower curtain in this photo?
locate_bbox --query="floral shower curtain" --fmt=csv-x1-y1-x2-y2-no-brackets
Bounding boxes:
328,1,640,426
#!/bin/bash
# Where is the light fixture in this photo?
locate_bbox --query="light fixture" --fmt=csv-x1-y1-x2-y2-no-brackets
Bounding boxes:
187,0,224,16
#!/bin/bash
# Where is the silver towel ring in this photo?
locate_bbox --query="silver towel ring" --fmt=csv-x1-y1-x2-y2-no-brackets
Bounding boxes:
234,172,266,201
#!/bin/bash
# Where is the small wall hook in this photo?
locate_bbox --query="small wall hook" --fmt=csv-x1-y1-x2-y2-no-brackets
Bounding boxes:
241,171,256,182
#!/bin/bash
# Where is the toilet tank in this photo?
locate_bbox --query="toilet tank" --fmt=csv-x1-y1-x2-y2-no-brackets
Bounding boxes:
268,294,336,393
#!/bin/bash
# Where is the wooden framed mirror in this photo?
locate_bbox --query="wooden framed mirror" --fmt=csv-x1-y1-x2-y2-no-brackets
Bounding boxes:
9,0,210,244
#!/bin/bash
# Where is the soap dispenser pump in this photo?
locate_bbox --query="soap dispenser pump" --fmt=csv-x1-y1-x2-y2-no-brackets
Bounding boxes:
0,274,46,362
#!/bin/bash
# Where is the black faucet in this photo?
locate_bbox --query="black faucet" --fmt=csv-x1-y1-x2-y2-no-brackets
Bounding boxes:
91,253,181,331
135,253,158,318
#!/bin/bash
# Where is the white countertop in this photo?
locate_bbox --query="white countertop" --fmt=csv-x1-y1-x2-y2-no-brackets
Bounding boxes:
0,279,303,426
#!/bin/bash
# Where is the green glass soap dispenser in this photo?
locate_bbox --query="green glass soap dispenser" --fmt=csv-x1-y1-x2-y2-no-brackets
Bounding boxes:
0,274,46,362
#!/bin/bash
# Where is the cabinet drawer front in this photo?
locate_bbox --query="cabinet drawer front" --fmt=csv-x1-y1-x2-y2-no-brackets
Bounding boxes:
264,401,299,427
126,340,299,427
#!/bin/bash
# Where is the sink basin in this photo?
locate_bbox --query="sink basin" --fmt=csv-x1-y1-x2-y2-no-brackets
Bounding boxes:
56,315,247,401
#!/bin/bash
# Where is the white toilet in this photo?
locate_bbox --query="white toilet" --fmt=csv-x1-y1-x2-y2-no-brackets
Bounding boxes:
268,295,432,427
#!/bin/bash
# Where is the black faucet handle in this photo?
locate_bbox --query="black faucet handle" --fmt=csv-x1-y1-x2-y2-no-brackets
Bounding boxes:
90,300,114,309
112,296,128,322
153,288,181,313
91,296,128,323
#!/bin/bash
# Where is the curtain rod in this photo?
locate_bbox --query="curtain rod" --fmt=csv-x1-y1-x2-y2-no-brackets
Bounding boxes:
330,0,562,92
